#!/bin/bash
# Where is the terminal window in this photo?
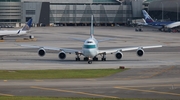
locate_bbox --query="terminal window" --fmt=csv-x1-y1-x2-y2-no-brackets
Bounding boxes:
0,0,20,2
26,10,35,15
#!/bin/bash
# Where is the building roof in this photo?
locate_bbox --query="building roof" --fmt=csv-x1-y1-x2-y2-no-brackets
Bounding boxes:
144,0,160,3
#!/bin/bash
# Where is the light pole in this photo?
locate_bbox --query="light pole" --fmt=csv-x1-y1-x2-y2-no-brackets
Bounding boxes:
176,2,179,21
161,2,164,21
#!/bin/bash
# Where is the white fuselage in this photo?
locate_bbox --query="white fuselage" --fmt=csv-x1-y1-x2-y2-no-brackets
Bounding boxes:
0,30,27,36
166,21,180,28
82,37,99,58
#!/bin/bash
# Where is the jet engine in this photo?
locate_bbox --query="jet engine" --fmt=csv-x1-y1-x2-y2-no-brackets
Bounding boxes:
58,51,66,60
137,48,144,57
115,51,123,59
38,48,46,57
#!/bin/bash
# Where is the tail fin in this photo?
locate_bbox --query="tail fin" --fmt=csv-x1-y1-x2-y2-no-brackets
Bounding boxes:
21,19,32,31
90,15,94,38
142,10,154,23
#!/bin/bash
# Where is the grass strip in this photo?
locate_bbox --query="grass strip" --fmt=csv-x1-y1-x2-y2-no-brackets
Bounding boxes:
0,69,127,79
0,97,166,100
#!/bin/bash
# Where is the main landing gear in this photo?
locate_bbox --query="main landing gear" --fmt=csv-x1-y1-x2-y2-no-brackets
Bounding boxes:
75,54,80,61
135,25,143,32
101,53,106,61
76,53,107,64
0,37,3,40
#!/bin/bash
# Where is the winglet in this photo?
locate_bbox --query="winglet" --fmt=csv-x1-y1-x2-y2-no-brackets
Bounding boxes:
142,10,154,23
22,18,32,31
90,15,94,38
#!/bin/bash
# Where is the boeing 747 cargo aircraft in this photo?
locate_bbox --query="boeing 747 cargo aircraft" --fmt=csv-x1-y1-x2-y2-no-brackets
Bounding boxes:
20,15,162,64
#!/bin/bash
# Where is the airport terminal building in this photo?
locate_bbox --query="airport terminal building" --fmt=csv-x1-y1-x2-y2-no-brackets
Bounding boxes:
0,0,21,27
0,0,143,27
144,0,180,21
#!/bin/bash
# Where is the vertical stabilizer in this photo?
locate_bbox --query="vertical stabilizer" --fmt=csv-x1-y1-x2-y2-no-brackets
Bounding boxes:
90,15,94,38
22,19,32,31
142,10,154,23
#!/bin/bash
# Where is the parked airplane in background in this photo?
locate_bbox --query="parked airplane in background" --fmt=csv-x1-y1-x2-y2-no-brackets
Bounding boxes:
141,10,180,31
20,15,162,64
0,19,34,40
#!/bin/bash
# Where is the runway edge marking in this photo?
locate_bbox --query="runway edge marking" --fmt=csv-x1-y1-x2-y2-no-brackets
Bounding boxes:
31,86,119,98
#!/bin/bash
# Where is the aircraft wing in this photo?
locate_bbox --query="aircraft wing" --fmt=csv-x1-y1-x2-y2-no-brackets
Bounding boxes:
70,37,86,42
98,38,113,42
98,45,162,54
19,44,82,54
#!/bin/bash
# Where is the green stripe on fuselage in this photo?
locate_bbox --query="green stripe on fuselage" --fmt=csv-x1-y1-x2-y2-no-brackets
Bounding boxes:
83,45,96,49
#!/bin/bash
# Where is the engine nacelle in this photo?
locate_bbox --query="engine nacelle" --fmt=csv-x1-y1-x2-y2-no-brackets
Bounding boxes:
137,49,144,57
115,51,123,59
58,51,66,60
38,48,46,57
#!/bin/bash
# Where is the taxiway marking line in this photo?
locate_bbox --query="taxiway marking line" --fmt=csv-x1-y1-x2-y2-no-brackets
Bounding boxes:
31,86,119,98
117,66,175,80
34,80,44,82
146,66,175,79
115,84,180,88
0,93,14,96
114,86,180,96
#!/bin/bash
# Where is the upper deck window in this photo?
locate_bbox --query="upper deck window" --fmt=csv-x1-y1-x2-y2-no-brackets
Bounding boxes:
87,41,93,43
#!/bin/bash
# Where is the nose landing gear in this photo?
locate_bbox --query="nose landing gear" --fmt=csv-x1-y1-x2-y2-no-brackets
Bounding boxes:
88,60,92,64
88,57,92,64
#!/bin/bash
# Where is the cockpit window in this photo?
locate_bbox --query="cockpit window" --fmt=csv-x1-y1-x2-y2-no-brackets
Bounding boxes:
87,41,93,43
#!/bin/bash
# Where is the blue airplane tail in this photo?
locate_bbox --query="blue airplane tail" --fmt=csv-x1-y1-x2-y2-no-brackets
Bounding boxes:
22,19,32,31
142,10,154,23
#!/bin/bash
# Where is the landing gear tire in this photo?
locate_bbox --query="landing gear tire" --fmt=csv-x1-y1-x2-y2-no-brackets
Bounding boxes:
93,57,98,61
29,35,34,39
76,57,80,61
84,57,88,61
0,37,3,40
88,60,92,64
139,28,142,31
135,28,138,31
101,58,106,61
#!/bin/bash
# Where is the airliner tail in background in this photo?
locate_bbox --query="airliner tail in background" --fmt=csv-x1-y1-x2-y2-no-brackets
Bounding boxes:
21,19,32,31
142,10,154,23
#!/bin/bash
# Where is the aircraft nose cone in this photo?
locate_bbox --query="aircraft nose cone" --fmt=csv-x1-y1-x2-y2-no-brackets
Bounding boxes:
84,49,96,58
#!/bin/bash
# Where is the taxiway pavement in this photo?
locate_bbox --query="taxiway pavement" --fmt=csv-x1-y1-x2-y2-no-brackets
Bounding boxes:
0,26,180,99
